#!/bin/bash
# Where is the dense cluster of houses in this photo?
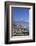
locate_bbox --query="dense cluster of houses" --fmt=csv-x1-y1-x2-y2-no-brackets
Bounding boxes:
12,23,29,36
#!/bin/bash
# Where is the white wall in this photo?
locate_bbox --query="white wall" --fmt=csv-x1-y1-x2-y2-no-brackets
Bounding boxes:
35,3,36,42
0,0,36,46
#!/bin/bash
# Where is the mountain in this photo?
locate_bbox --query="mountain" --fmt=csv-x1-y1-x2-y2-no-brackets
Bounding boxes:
13,21,29,27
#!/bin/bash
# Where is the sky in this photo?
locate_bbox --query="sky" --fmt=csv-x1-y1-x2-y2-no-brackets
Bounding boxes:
11,7,29,22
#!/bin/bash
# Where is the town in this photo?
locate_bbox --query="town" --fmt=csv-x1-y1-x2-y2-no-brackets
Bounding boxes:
12,22,29,36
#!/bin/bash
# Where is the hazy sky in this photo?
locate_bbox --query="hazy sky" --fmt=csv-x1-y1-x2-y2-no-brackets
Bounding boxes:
11,7,29,22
